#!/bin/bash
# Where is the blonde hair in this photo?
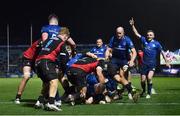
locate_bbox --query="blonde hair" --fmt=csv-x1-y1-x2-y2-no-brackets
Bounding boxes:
59,27,70,36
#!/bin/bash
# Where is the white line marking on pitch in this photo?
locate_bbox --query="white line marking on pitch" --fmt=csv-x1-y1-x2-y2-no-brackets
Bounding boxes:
0,101,35,104
0,101,180,106
117,103,180,105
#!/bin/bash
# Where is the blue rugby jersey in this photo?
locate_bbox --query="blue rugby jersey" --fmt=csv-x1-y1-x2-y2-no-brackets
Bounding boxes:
89,45,107,58
140,36,163,66
109,36,134,60
66,53,83,68
41,25,61,38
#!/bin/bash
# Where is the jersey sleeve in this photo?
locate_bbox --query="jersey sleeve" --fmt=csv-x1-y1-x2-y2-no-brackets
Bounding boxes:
89,47,96,53
140,36,147,45
126,37,135,49
103,45,107,51
156,41,163,52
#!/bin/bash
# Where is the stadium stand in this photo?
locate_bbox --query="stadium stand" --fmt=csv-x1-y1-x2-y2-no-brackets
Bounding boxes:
0,45,28,77
0,44,179,77
0,44,96,77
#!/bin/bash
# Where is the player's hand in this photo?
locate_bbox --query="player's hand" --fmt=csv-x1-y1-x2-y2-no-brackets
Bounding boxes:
123,65,129,72
105,57,109,61
166,63,171,69
129,17,135,26
128,60,134,67
97,58,105,61
92,54,98,59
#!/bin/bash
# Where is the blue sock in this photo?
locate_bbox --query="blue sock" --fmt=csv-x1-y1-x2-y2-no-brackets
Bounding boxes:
141,81,146,93
147,83,152,95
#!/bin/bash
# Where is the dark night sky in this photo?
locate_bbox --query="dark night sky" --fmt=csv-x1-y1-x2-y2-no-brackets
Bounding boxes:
0,0,180,51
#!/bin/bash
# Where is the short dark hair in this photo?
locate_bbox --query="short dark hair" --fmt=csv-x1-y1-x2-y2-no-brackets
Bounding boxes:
48,13,59,21
96,38,103,41
147,30,155,34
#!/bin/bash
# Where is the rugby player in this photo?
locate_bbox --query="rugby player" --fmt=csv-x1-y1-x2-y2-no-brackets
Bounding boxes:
86,38,118,102
86,38,107,59
105,26,137,100
129,17,171,99
41,13,76,49
14,39,41,104
35,27,70,111
35,14,76,107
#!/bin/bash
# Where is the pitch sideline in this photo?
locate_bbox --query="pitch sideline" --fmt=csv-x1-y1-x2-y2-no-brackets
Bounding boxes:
0,101,180,106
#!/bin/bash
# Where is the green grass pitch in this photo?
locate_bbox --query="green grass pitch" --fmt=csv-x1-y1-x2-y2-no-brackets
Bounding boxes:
0,76,180,115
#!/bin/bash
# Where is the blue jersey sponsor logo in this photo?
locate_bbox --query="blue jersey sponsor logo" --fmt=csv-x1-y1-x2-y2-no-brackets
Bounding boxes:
109,36,134,60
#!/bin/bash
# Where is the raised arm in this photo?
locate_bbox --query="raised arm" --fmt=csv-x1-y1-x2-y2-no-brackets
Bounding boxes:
129,17,141,38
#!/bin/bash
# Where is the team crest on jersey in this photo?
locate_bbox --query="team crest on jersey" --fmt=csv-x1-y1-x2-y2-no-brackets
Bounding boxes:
152,44,156,47
101,48,104,51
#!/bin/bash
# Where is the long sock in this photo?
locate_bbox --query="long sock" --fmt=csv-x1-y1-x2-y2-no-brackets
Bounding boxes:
73,92,81,100
147,83,152,95
141,81,146,93
68,86,76,94
94,94,104,103
129,82,132,87
62,80,70,94
38,95,45,103
121,86,125,93
124,83,132,93
16,94,21,99
55,91,61,101
48,97,55,104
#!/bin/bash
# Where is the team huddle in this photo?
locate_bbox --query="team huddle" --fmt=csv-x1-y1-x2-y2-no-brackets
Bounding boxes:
14,14,170,111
